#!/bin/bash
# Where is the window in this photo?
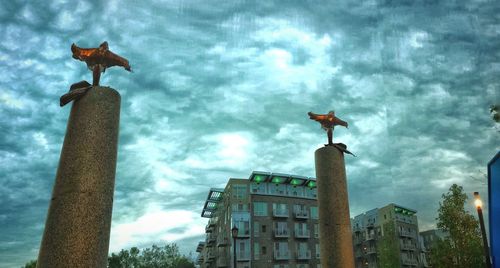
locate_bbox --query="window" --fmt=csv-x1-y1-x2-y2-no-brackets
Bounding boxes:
315,244,320,258
254,222,260,237
233,184,247,199
262,225,266,233
311,206,318,219
275,221,288,234
274,242,289,259
269,184,286,195
295,222,309,237
253,202,268,216
232,203,248,212
314,223,319,238
273,203,288,215
254,242,260,260
235,220,250,236
239,241,246,258
251,183,266,194
287,185,304,197
262,246,267,255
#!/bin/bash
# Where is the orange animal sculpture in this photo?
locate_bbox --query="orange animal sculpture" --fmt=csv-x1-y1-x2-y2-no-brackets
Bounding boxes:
71,41,131,86
60,42,131,107
308,110,348,145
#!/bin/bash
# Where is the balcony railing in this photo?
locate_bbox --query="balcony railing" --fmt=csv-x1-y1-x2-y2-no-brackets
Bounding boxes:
399,230,414,237
353,236,364,245
294,209,309,219
206,234,216,246
273,208,289,217
400,243,416,251
274,229,290,238
217,238,228,247
237,229,250,238
207,252,216,260
197,255,204,264
296,250,311,260
237,252,251,261
217,256,228,267
365,233,376,240
274,250,290,260
206,219,216,233
295,229,310,238
365,247,377,254
402,258,418,266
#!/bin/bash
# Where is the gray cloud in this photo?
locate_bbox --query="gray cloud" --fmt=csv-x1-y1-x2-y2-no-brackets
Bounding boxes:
0,0,499,266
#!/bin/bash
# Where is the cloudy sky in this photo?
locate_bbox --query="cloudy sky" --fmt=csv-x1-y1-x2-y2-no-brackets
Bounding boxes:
1,0,499,266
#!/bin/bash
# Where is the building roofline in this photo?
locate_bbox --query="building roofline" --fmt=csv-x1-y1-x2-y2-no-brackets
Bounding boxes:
248,170,317,188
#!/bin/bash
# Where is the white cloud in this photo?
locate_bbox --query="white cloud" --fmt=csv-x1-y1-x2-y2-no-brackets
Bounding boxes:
110,205,205,252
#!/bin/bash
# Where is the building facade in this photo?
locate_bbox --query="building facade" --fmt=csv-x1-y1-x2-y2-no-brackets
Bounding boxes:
351,203,428,268
196,171,320,268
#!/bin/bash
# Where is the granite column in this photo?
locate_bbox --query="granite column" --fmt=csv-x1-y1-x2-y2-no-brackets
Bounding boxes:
315,146,355,268
37,87,120,268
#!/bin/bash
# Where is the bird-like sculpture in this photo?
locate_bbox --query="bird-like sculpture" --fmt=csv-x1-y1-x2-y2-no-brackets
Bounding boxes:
60,42,131,107
71,41,131,86
308,111,355,156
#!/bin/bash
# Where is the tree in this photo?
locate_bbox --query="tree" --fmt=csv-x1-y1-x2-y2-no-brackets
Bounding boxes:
431,184,484,267
107,243,195,268
23,260,36,268
377,220,400,268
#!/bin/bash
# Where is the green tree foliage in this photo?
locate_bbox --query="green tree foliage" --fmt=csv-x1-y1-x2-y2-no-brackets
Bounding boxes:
377,220,400,268
108,243,195,268
431,184,484,267
23,260,36,268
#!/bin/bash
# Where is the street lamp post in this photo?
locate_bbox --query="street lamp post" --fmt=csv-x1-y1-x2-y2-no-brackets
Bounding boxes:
232,225,239,268
474,192,492,268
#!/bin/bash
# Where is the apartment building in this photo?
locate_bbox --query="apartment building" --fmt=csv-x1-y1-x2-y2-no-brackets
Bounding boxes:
419,229,447,267
196,171,320,268
351,203,428,268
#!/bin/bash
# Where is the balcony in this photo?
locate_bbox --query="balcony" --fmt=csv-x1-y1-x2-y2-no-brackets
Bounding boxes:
273,208,289,217
205,225,214,233
207,252,216,260
399,230,414,238
365,233,376,241
401,243,416,251
206,233,216,246
217,238,228,247
365,247,377,254
274,250,290,260
205,219,216,233
296,250,311,260
237,252,251,261
274,229,290,238
237,229,250,238
294,209,309,219
217,256,228,267
353,236,364,245
295,229,310,238
402,258,418,266
197,255,204,264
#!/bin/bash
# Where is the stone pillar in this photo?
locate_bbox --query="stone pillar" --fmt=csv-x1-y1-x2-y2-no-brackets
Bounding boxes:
315,146,354,268
37,87,120,268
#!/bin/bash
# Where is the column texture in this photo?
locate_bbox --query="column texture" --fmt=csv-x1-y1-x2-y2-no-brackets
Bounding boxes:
37,87,120,268
315,146,355,268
